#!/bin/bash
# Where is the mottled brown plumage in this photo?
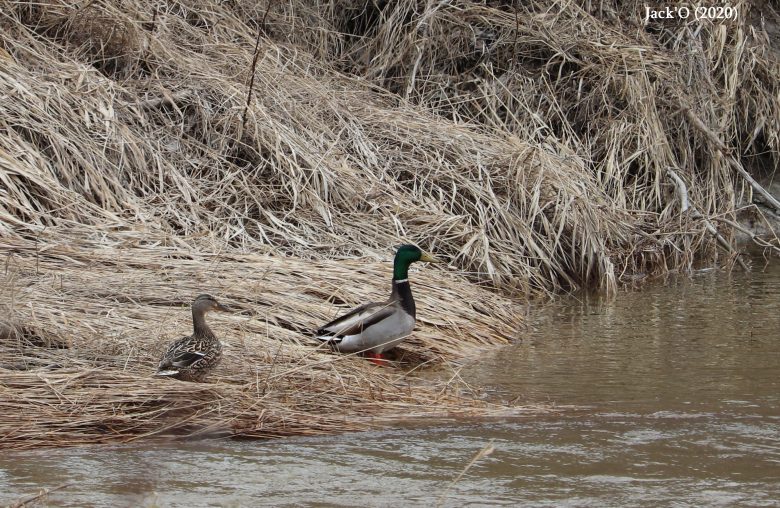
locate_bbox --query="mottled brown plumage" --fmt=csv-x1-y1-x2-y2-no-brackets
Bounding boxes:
155,294,231,382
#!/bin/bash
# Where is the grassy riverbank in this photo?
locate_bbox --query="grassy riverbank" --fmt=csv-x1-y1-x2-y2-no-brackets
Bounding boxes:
1,0,778,447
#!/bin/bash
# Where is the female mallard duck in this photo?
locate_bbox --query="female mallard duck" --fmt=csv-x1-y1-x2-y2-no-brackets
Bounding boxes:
155,294,231,382
315,244,441,363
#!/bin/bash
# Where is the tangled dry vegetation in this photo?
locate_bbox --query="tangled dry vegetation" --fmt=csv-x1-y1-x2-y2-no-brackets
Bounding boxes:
0,230,539,449
1,0,779,447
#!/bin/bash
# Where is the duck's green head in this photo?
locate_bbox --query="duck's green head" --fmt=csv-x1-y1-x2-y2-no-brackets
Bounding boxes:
393,244,441,280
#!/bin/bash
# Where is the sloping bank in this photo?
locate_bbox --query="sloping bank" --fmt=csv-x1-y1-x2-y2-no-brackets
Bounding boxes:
0,1,778,448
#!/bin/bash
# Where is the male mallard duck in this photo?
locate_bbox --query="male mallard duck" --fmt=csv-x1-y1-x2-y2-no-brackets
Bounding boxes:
315,244,441,363
155,294,231,382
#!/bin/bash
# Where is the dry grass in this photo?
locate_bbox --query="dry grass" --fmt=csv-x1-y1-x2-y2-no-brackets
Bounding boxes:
0,231,547,449
1,1,776,292
0,0,645,296
0,0,779,447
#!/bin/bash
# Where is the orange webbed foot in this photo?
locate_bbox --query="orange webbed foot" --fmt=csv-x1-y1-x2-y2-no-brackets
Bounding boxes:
365,352,389,366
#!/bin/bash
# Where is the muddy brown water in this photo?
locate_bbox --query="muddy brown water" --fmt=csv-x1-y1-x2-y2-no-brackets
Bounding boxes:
1,262,779,507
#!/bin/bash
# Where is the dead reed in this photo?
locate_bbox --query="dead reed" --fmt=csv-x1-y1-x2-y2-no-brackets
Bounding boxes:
0,0,778,447
0,232,546,449
1,1,777,294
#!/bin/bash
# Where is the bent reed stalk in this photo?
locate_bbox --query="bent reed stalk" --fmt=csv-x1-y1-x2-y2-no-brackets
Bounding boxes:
0,0,778,447
0,234,549,449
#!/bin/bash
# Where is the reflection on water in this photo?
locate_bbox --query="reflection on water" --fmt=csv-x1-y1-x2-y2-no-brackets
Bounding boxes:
2,263,779,507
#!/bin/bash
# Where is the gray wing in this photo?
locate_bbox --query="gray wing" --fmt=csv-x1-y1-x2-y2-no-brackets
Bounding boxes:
316,302,396,341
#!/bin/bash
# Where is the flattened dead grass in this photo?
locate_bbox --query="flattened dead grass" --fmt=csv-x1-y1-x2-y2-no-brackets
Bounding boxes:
0,0,778,448
0,231,547,449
